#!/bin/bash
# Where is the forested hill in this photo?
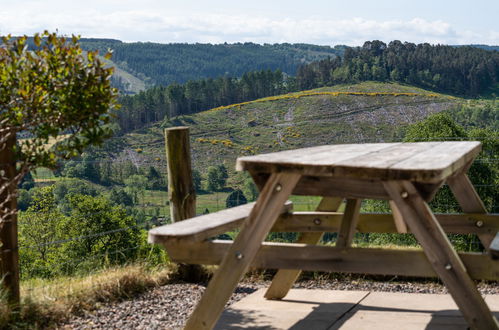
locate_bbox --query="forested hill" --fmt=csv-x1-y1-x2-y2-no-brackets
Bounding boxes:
296,41,499,97
116,41,499,134
78,39,345,86
464,45,499,52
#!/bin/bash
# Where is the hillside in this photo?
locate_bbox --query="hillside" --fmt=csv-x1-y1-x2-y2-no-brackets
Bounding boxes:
78,39,345,86
99,55,147,94
109,82,459,177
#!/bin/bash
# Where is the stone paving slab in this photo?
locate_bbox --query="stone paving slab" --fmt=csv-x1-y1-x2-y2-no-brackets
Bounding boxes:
215,289,499,330
215,289,368,329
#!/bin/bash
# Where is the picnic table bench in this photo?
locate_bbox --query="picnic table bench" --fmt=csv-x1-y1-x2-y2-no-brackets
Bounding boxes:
149,141,499,330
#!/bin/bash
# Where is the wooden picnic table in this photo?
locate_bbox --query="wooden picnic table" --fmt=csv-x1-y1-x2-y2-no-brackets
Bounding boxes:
149,141,499,330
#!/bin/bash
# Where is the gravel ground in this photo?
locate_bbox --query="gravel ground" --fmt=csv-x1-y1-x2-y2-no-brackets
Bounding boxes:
60,278,499,329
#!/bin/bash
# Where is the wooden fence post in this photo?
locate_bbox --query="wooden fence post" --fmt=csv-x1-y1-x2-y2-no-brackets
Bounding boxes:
165,127,196,222
0,134,20,304
164,127,205,282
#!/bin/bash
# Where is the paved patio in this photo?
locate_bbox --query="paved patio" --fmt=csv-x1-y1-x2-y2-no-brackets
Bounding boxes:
215,289,499,329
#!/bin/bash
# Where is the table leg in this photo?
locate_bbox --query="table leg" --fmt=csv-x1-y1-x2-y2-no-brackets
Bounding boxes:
184,173,301,330
384,180,498,330
447,173,494,248
389,200,408,233
264,197,343,300
336,198,362,248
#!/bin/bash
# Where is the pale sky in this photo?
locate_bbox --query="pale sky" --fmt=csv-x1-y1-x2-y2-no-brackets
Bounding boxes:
1,0,498,46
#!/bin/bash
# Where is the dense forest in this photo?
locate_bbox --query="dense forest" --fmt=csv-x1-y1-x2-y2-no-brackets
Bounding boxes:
114,41,499,134
78,39,345,86
296,40,499,96
116,69,289,133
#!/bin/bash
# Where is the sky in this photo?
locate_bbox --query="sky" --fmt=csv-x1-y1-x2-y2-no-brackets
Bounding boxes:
0,0,498,46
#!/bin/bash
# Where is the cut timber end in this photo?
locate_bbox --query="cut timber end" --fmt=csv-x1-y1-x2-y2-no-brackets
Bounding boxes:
166,126,190,131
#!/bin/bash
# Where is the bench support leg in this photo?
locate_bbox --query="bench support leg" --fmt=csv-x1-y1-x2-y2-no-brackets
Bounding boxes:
447,173,493,248
184,173,301,330
264,197,343,300
384,180,498,330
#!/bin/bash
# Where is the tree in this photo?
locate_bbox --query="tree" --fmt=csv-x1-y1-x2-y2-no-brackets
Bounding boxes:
0,31,118,302
109,188,134,207
192,169,203,192
124,174,148,204
226,189,247,208
404,113,499,250
58,194,141,273
243,176,259,201
52,178,99,213
18,186,67,278
404,113,467,142
206,165,228,191
206,166,220,191
19,171,35,190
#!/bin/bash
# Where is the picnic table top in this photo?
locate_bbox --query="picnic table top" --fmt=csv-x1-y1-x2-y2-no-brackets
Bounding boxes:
236,141,481,183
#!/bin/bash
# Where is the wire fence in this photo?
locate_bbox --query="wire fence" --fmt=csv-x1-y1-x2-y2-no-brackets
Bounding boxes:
14,132,499,281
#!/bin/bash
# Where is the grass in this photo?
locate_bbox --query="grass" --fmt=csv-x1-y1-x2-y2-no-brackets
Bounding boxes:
138,190,322,218
1,262,178,329
115,81,460,183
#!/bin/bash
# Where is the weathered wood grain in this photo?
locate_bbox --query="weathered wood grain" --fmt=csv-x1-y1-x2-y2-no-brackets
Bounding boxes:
292,176,390,199
271,212,499,235
164,240,499,281
335,199,361,248
165,127,196,222
447,172,494,249
389,200,408,233
237,142,481,183
148,201,292,244
184,173,300,330
264,197,343,300
491,233,499,260
384,180,498,329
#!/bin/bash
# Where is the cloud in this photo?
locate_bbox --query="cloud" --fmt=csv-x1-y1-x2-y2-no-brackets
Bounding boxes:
0,8,497,46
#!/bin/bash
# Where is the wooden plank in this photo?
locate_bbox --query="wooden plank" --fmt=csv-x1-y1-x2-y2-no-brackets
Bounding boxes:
336,199,361,248
447,173,494,248
271,212,499,235
236,143,398,173
384,180,498,329
391,142,481,181
264,197,343,300
333,142,440,172
237,142,481,183
164,241,499,281
184,173,301,330
389,200,408,233
165,127,196,222
293,176,390,200
491,233,499,260
148,201,293,244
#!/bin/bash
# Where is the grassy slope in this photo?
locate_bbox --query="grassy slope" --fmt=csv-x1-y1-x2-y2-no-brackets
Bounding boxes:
115,82,458,181
99,55,146,94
